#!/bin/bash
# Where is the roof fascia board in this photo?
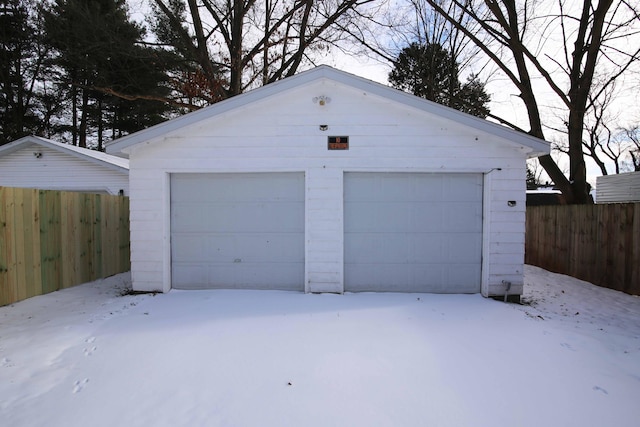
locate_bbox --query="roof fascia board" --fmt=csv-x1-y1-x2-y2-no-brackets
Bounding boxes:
327,69,550,157
2,136,129,173
105,65,549,157
105,68,327,154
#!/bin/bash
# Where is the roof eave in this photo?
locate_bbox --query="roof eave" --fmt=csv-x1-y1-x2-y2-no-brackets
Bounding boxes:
105,65,551,156
2,136,129,172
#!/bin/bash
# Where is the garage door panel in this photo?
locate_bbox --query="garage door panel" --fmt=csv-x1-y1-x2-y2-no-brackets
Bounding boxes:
172,233,304,264
171,173,304,290
442,174,483,201
345,264,411,291
171,234,209,262
202,202,303,233
230,233,305,262
220,263,304,290
410,234,446,262
447,234,482,263
171,204,211,232
409,204,445,232
172,264,208,287
345,234,410,263
448,265,482,291
171,174,303,203
444,202,483,231
345,202,411,232
344,172,482,293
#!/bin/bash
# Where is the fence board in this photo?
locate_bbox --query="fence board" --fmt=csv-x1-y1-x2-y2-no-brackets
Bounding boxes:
0,187,18,304
0,187,130,306
40,190,62,294
526,203,640,295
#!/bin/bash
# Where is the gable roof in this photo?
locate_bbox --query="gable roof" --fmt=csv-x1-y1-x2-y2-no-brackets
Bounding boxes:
106,65,549,158
1,135,129,172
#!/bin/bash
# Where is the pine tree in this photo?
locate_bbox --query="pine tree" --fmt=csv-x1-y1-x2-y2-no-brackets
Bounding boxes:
389,42,490,118
44,0,173,149
0,0,50,144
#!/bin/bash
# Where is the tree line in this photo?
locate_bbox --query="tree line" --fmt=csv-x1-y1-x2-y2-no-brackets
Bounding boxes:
1,0,639,204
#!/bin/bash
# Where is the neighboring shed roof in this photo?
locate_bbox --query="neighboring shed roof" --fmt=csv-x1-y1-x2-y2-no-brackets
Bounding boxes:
596,171,640,203
0,135,129,172
106,65,549,158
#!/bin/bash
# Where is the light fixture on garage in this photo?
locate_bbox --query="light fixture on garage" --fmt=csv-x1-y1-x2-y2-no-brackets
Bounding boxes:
313,95,331,106
33,151,42,158
319,125,329,131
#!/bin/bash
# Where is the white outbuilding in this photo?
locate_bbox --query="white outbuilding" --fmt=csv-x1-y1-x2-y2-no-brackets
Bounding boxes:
0,135,129,195
106,66,549,298
596,171,640,203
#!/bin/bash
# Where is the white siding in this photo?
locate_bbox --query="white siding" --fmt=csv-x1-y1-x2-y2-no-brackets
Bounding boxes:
0,143,129,195
596,172,640,203
127,79,526,296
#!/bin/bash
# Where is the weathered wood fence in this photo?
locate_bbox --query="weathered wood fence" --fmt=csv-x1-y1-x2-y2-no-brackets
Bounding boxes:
0,187,130,306
526,203,640,295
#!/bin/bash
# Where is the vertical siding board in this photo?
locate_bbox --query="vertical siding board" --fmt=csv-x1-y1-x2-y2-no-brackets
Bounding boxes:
25,189,41,299
124,196,131,272
622,204,634,294
40,190,62,294
101,196,114,276
0,188,18,305
78,193,91,284
13,189,27,301
61,192,76,288
581,205,598,282
632,204,640,292
92,194,103,280
15,189,40,301
0,188,130,306
603,205,618,291
616,205,631,293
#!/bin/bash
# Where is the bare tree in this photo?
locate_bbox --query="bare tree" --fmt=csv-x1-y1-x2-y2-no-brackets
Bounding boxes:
620,126,640,172
150,0,377,99
416,0,640,203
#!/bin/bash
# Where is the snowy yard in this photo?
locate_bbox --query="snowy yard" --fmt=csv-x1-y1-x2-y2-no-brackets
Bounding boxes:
1,266,639,427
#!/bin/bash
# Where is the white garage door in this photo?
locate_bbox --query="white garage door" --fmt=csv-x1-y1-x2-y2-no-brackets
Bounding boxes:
171,173,305,290
344,173,483,293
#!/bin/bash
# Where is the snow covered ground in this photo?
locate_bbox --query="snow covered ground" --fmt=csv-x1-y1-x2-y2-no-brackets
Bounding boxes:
1,265,639,427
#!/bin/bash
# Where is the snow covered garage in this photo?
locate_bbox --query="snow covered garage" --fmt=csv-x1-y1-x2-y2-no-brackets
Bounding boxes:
106,66,549,298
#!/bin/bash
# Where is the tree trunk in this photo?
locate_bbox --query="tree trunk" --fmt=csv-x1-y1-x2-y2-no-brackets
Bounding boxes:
78,87,88,148
97,97,103,151
229,0,245,96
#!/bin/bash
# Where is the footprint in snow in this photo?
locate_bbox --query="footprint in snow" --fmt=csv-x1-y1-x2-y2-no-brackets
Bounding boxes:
560,342,575,351
1,357,14,368
592,386,608,395
72,378,89,394
83,337,97,356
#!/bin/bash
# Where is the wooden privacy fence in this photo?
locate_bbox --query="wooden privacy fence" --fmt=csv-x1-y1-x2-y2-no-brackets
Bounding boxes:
526,203,640,295
0,187,130,306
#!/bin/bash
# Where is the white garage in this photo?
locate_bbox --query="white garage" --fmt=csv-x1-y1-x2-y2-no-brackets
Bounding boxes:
344,172,483,293
106,66,549,298
170,173,305,290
